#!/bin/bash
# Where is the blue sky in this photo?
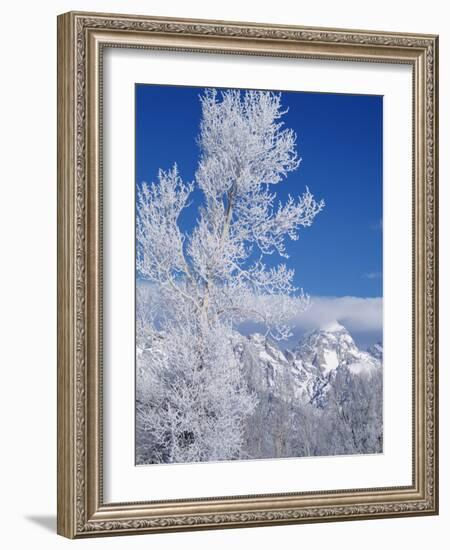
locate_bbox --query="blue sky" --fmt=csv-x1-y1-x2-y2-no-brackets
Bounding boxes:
136,84,383,300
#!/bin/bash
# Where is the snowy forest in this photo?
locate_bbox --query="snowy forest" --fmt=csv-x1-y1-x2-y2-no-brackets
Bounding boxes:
135,88,383,465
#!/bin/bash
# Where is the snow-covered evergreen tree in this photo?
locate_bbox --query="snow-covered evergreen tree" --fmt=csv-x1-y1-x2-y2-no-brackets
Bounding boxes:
136,89,324,463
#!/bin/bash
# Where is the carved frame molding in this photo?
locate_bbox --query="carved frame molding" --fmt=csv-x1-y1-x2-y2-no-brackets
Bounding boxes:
57,11,438,538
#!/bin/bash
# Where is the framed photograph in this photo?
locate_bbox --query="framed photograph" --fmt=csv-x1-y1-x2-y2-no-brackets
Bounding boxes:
57,11,439,538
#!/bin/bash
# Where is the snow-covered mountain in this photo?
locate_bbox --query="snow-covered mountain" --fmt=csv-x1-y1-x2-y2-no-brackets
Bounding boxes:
137,319,384,462
237,321,382,409
367,342,383,361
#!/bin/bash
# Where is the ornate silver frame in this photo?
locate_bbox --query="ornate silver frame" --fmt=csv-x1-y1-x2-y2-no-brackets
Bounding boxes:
57,11,439,538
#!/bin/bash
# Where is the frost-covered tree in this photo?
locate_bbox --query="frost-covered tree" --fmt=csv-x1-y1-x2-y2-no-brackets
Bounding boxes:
322,366,383,455
136,89,324,463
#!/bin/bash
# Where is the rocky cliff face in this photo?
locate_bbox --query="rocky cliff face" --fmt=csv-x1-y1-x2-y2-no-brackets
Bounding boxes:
237,322,382,409
234,323,383,458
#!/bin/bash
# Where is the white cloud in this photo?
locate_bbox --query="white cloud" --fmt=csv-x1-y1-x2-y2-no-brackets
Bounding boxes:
240,295,383,349
138,279,383,349
293,296,382,335
277,295,383,349
363,271,382,279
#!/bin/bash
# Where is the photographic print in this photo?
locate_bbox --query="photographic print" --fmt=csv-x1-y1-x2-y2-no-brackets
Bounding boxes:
135,84,383,465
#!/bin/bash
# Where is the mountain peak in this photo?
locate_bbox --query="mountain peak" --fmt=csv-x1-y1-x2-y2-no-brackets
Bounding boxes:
238,322,382,409
294,322,360,376
318,320,346,332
